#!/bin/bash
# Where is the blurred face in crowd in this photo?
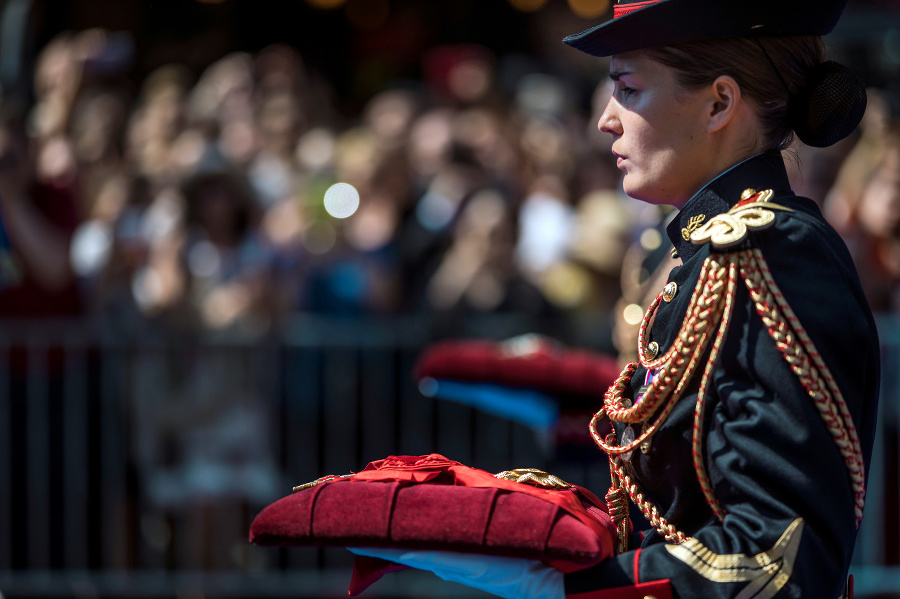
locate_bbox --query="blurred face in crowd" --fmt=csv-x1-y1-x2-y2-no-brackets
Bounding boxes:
597,51,722,207
858,144,900,239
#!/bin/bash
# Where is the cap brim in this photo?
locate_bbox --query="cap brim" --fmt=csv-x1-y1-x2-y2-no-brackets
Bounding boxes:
564,0,742,57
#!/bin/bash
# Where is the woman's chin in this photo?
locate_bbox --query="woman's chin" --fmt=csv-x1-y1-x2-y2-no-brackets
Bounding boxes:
623,179,683,207
622,178,654,203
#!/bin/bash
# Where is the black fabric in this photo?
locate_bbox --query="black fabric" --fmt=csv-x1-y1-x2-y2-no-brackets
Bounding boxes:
565,152,880,598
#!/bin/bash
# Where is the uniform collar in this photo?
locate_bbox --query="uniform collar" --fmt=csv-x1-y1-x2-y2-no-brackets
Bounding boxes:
666,151,794,261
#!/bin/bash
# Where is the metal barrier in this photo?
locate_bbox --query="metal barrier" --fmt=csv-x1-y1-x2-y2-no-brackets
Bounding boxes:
852,316,900,598
0,315,548,598
0,314,897,598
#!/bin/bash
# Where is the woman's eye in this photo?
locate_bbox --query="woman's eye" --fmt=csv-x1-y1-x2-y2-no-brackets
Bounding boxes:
619,86,636,99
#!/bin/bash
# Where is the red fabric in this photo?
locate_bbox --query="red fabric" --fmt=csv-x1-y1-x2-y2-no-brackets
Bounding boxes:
354,455,614,547
250,454,617,571
734,190,765,209
0,181,83,319
414,340,619,400
613,0,663,18
567,579,674,599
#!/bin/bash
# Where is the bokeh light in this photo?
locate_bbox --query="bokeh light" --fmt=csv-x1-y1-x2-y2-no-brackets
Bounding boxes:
640,228,662,251
70,221,113,276
296,127,337,172
507,0,549,13
416,191,456,231
447,60,492,103
542,262,591,308
623,303,645,326
323,182,360,219
131,268,163,313
568,0,611,19
418,377,439,397
187,240,221,279
303,220,337,255
305,0,347,8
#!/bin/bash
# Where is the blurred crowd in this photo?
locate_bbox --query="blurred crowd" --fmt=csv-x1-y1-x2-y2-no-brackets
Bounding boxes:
0,27,898,348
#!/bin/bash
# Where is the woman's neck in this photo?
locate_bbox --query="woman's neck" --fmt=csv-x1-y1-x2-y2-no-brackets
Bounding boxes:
680,151,770,209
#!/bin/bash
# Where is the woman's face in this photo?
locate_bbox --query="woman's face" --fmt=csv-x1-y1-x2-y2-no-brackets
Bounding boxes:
598,51,716,207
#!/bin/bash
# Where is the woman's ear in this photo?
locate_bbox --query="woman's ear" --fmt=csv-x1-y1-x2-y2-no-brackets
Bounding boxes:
707,75,741,133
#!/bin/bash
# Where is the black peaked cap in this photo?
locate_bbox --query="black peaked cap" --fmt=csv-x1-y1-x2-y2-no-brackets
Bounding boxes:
563,0,852,57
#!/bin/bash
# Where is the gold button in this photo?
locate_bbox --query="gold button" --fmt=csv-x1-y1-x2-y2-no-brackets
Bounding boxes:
741,188,757,200
663,282,678,302
646,341,659,360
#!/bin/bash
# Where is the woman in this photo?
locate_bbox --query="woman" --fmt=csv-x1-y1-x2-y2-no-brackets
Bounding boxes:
350,1,879,597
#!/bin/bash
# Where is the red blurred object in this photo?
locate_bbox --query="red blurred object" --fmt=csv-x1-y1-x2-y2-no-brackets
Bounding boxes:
250,454,617,594
415,336,621,400
421,43,494,101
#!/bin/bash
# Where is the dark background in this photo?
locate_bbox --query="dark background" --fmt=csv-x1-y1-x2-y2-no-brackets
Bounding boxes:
24,0,900,112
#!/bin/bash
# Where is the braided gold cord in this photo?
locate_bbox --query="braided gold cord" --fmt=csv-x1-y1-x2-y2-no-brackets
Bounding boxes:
690,258,740,522
592,258,727,462
613,459,687,544
740,249,866,525
590,238,867,551
292,473,352,492
750,250,865,471
590,256,733,544
605,440,631,554
638,257,719,370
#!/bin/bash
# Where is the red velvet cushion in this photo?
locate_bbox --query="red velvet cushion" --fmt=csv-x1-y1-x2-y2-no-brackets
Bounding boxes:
250,455,616,570
414,337,620,400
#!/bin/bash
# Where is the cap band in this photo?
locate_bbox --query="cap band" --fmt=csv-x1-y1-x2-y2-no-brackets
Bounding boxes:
613,0,663,19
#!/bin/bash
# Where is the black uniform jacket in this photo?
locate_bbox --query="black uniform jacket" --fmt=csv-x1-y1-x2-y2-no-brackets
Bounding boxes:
565,151,880,599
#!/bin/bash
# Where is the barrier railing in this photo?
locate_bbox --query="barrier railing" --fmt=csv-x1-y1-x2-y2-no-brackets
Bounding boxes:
0,315,547,598
852,316,900,598
0,314,896,597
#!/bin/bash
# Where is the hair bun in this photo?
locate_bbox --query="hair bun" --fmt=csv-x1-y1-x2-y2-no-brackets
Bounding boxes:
790,61,867,148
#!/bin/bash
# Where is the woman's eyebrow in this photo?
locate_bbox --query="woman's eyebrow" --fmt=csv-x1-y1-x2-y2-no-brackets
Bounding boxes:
609,71,631,81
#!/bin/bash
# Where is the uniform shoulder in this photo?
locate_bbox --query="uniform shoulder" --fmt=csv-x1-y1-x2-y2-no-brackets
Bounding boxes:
688,187,873,334
762,193,856,271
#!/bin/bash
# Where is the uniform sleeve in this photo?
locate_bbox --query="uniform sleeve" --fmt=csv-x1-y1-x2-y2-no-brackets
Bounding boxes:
565,214,880,599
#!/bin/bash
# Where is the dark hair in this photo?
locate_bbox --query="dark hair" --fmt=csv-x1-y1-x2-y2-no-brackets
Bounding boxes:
644,36,865,150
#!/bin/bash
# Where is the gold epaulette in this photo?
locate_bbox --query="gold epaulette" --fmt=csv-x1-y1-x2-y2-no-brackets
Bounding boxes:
689,189,792,249
590,189,865,553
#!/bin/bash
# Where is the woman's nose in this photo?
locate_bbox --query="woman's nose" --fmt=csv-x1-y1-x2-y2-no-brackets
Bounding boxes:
598,98,622,137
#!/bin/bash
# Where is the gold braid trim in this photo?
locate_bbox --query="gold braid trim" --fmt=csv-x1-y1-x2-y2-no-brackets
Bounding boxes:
615,457,688,545
494,468,573,489
591,244,867,550
740,249,865,525
689,259,740,522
